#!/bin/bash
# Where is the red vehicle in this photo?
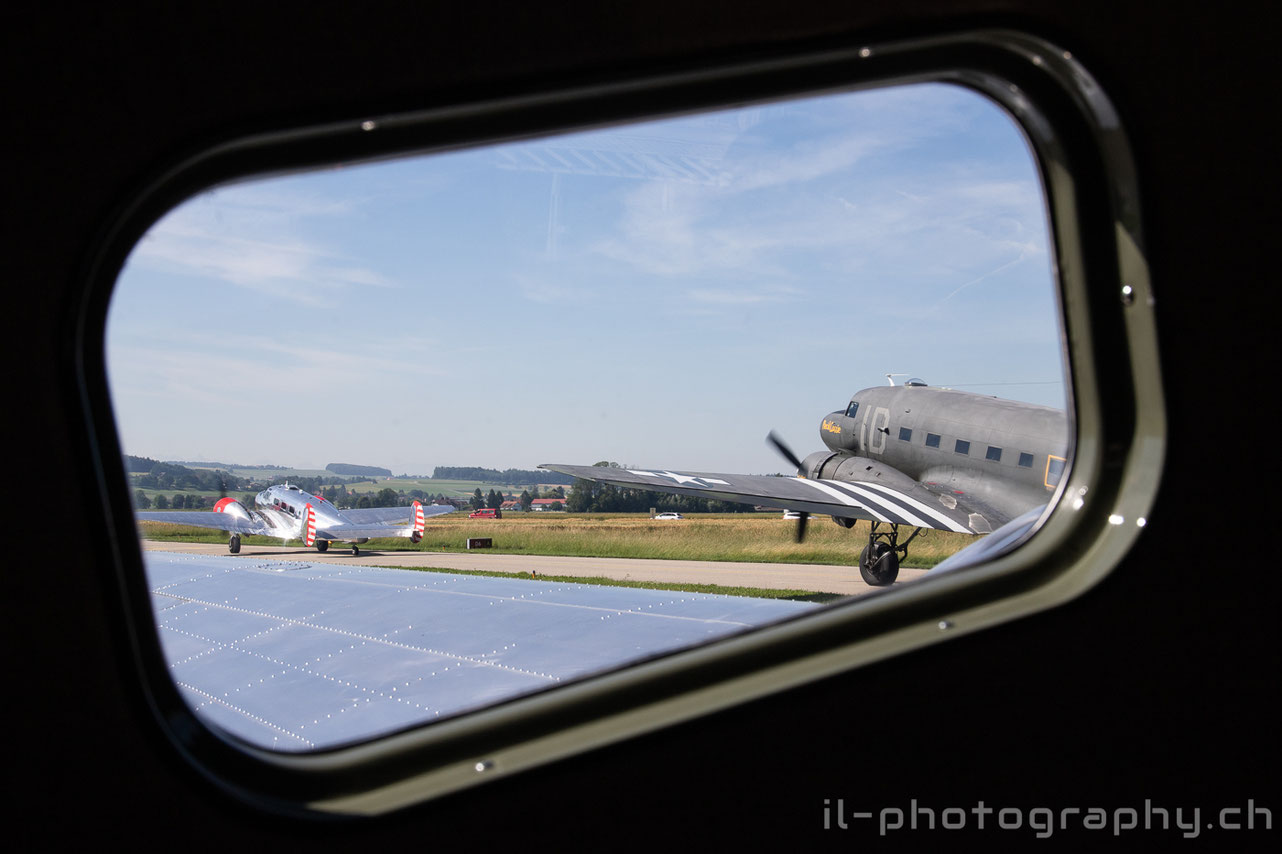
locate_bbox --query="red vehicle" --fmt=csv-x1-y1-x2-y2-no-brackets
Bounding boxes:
469,507,501,519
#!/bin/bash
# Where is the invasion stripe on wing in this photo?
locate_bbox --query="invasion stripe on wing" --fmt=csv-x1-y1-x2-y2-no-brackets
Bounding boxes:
854,480,975,532
852,480,974,533
794,478,898,524
819,480,941,528
822,480,971,533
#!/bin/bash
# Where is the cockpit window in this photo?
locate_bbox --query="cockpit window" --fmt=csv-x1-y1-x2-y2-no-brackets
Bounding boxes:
845,402,859,418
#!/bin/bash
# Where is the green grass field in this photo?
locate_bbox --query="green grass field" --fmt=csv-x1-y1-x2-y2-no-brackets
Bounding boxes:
138,511,979,568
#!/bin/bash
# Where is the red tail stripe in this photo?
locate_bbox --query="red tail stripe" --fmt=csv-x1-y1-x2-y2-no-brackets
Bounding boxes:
304,503,316,547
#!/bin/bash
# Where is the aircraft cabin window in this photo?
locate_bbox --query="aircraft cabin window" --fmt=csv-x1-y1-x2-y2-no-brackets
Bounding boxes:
99,52,1130,808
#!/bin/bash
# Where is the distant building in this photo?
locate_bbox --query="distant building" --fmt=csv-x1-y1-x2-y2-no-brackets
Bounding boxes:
530,499,565,511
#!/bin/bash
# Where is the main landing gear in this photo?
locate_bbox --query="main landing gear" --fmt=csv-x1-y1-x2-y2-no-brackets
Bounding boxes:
315,540,329,553
857,522,925,587
351,544,360,555
228,533,241,554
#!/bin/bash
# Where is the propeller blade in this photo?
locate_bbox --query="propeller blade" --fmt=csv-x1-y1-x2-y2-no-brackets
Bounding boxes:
767,431,811,543
766,430,805,473
795,511,809,543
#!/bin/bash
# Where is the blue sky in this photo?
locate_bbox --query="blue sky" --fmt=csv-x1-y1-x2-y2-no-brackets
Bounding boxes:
106,83,1064,476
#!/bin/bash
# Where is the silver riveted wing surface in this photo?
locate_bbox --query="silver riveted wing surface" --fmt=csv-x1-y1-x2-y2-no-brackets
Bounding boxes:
135,510,280,537
326,504,456,539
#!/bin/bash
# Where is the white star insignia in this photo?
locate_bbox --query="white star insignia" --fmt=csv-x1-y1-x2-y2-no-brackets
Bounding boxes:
628,470,730,487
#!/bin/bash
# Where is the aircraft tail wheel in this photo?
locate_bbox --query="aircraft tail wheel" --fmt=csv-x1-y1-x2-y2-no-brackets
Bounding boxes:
859,542,899,586
316,540,329,553
352,545,360,555
229,534,241,555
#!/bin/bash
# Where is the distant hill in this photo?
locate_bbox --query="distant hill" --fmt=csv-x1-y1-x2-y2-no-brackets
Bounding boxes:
326,463,393,477
168,460,288,470
124,455,159,473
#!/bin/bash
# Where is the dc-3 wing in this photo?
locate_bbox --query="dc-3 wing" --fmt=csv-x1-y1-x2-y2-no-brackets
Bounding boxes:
541,463,1005,535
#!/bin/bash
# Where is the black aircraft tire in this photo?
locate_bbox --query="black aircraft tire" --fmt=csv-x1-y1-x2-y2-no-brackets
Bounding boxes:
352,545,360,555
229,535,241,555
316,541,329,553
859,542,899,586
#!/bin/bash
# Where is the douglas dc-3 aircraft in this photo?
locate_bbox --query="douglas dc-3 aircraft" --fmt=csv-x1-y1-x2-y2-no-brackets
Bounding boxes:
137,483,454,554
545,380,1068,586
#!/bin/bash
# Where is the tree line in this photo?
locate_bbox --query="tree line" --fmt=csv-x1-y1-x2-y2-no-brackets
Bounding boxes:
432,466,573,486
464,485,568,511
128,457,253,493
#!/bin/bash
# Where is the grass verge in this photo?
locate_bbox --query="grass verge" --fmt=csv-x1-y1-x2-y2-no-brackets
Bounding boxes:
371,563,842,603
139,512,977,568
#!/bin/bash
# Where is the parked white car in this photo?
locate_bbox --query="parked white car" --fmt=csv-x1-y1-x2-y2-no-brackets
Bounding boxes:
653,512,685,520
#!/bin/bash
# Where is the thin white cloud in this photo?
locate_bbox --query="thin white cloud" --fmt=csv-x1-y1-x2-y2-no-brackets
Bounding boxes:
128,185,397,306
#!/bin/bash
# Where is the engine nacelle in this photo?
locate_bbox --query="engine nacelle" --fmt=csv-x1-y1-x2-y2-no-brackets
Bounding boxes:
213,497,252,522
801,450,844,480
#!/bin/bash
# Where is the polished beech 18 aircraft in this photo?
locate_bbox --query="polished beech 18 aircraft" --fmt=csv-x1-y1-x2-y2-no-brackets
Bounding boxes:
545,379,1068,585
137,483,453,554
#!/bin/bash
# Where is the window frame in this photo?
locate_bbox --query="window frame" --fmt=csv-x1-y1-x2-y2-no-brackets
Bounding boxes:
74,29,1165,816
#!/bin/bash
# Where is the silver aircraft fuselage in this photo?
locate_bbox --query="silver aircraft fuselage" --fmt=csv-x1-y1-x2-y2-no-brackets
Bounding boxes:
248,484,364,542
804,384,1069,524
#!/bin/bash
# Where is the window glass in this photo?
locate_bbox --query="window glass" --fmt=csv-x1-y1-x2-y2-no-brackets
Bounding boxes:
107,83,1064,751
1046,455,1067,487
1018,452,1034,468
986,446,1002,462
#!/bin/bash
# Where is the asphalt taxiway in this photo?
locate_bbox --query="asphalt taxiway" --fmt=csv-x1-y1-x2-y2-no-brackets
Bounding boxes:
141,540,929,596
